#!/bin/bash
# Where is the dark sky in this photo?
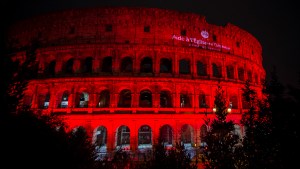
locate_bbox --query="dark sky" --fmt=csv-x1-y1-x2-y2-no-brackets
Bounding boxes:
2,0,299,87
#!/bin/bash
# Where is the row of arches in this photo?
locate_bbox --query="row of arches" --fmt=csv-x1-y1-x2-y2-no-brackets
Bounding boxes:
72,123,242,152
24,87,252,110
43,56,260,83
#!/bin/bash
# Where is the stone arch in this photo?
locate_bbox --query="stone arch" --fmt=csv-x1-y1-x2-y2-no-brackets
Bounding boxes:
179,58,191,74
180,124,193,146
160,58,172,73
63,58,74,74
44,60,56,76
159,124,173,145
116,125,130,148
101,56,112,73
118,89,132,108
160,90,172,108
120,57,133,72
81,57,93,73
197,60,207,76
226,65,234,79
139,89,152,107
58,90,70,108
138,125,152,149
212,62,222,78
140,56,153,73
98,89,110,108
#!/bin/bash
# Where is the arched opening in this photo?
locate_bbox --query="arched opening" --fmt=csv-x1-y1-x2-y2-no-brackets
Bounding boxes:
116,125,130,147
197,61,207,76
45,60,56,76
139,90,152,107
98,90,110,108
229,95,238,109
159,125,173,145
38,93,50,109
120,57,133,72
77,92,89,108
138,125,152,149
180,93,191,108
179,59,190,74
200,124,208,148
60,91,69,108
226,65,234,79
64,58,74,74
212,63,222,78
160,90,172,108
238,68,244,81
118,89,131,108
82,57,93,73
199,94,209,108
94,126,108,159
181,124,193,146
140,57,153,73
160,58,172,73
247,71,252,82
94,126,107,147
101,56,112,73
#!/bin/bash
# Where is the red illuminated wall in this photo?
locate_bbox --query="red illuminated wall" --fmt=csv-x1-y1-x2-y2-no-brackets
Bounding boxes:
7,7,265,155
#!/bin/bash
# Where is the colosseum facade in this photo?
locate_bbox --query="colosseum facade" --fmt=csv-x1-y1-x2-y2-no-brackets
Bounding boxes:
6,7,265,158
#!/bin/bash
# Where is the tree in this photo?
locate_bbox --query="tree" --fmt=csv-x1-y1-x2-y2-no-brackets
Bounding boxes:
202,84,240,169
241,80,281,169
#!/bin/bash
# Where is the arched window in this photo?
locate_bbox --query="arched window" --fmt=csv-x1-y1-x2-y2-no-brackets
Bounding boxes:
120,57,133,72
118,89,131,108
77,92,89,108
197,61,207,76
160,91,172,108
116,125,130,146
179,59,190,74
212,63,222,78
160,125,172,145
200,125,208,147
98,90,110,108
181,124,192,144
226,65,234,79
38,93,50,109
180,93,191,108
140,57,153,73
247,71,252,82
82,57,93,73
64,58,74,74
229,96,238,109
138,125,152,145
101,56,112,73
94,126,107,147
160,58,172,73
45,60,56,76
199,94,209,108
60,91,69,108
238,68,244,81
139,90,152,107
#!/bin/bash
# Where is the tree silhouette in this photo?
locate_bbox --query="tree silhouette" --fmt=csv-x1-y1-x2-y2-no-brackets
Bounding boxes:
202,84,240,169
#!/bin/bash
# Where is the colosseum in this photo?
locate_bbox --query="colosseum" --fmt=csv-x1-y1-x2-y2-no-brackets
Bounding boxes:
6,7,265,158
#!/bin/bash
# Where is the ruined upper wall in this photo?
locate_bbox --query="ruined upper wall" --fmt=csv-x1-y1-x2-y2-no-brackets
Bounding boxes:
6,7,263,65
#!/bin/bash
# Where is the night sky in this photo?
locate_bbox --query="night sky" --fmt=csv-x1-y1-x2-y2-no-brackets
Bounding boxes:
2,0,299,87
